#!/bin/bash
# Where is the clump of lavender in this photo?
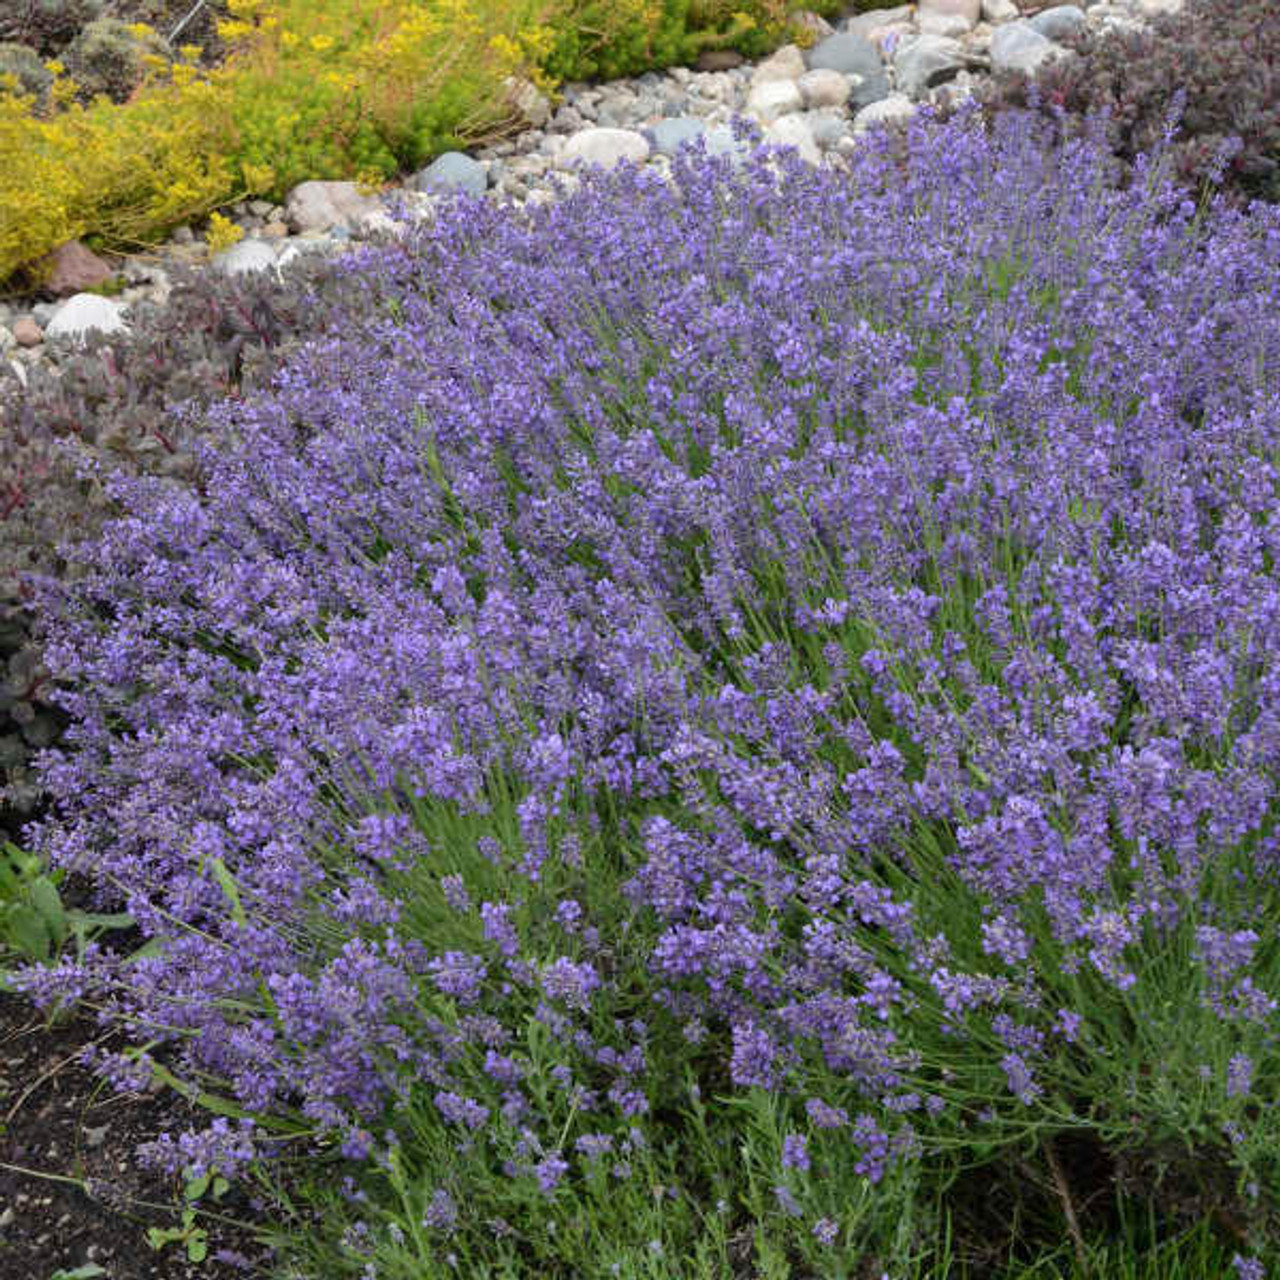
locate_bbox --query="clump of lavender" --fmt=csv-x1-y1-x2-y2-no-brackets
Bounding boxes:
17,103,1280,1272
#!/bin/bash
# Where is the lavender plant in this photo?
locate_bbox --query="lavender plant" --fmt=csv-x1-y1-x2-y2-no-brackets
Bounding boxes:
16,106,1280,1275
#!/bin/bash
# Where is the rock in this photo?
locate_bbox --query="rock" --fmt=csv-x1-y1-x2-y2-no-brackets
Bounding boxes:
696,50,744,72
0,326,13,355
45,293,128,341
649,115,708,156
805,31,882,80
503,76,551,127
1138,0,1183,14
247,199,273,218
413,151,487,197
919,10,974,37
356,210,408,240
703,125,750,165
981,0,1020,21
894,35,967,99
852,92,916,133
989,21,1060,75
211,239,278,277
1028,5,1087,40
750,43,806,87
560,127,651,169
262,220,289,239
918,0,981,23
284,180,382,234
797,68,851,109
11,317,42,347
843,4,914,37
169,224,194,245
791,10,834,41
799,109,851,150
746,78,804,124
764,114,821,165
38,241,114,296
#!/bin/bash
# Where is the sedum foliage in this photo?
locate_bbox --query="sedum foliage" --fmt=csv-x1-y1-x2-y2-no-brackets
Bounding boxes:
15,110,1280,1275
964,0,1280,207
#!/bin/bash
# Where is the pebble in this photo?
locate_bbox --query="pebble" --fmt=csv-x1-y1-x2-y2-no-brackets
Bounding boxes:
560,127,651,170
44,293,128,341
12,317,42,347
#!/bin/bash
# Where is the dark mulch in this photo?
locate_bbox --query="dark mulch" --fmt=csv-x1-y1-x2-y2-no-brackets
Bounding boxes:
0,990,276,1280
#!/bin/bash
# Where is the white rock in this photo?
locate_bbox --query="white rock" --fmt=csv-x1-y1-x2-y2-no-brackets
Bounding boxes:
852,92,916,133
284,180,382,234
7,359,27,387
0,326,13,354
560,127,651,169
212,239,279,277
764,114,821,165
989,22,1060,75
45,293,128,340
919,10,974,37
981,0,1020,20
918,0,981,24
1137,0,1183,14
797,68,852,109
750,43,807,87
844,3,914,37
746,79,805,124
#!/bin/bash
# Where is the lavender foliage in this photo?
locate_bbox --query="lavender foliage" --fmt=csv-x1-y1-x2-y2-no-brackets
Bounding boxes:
20,105,1280,1259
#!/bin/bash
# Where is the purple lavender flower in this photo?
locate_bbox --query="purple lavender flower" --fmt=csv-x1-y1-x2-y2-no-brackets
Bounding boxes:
781,1133,810,1172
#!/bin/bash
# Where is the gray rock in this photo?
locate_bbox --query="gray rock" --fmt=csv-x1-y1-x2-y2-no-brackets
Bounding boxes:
649,115,708,156
45,293,128,340
981,0,1020,20
805,31,882,80
989,21,1060,75
1028,5,1087,40
894,34,967,99
560,127,651,170
503,76,551,127
284,180,381,233
703,125,750,165
799,109,851,149
413,151,487,197
212,239,279,277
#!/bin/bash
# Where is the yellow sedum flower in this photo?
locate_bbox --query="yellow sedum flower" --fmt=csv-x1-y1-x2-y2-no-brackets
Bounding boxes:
205,209,244,253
